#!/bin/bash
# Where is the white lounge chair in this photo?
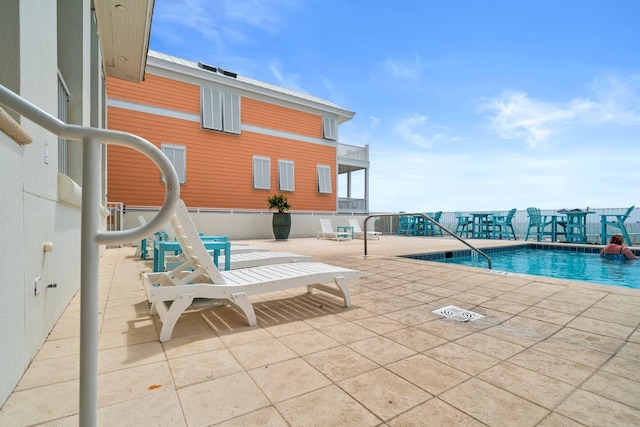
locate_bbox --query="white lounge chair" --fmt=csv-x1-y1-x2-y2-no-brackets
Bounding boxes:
218,245,269,255
143,200,360,342
166,250,313,271
218,251,312,270
316,218,352,241
349,219,382,240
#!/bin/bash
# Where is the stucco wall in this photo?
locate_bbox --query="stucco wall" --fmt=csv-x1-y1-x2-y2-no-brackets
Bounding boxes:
0,0,85,405
130,210,369,240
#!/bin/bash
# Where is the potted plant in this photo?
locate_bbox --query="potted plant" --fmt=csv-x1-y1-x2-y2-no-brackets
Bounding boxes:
267,194,291,240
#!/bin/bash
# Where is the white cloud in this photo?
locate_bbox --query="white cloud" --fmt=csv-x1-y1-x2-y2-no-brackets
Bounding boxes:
394,114,450,148
153,1,225,47
585,74,640,125
153,0,299,49
479,91,590,146
383,56,421,80
223,0,297,34
269,60,303,91
481,74,640,146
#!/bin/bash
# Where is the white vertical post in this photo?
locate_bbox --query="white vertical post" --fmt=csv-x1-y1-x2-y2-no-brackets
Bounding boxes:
0,83,180,427
364,144,369,214
79,136,100,427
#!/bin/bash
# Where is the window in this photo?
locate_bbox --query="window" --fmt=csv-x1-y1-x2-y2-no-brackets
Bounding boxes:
278,160,295,191
323,117,337,140
161,144,186,184
57,75,69,174
253,156,271,190
201,87,241,134
317,165,332,194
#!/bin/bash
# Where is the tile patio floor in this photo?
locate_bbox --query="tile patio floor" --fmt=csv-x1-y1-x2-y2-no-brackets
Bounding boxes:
1,235,639,426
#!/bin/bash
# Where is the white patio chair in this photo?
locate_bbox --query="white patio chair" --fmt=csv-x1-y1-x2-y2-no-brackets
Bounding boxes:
348,219,381,240
143,200,360,342
165,250,313,271
316,218,352,241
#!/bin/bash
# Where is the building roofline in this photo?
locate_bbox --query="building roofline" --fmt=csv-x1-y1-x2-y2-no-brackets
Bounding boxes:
146,50,355,123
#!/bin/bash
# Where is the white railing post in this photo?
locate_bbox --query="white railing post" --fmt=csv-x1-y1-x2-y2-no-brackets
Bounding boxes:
0,83,180,427
79,136,101,426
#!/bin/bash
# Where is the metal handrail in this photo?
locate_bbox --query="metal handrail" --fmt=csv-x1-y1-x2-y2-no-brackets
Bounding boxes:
363,213,492,269
0,83,180,427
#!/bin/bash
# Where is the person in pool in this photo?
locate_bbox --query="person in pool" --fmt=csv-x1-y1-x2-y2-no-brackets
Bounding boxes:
600,234,638,260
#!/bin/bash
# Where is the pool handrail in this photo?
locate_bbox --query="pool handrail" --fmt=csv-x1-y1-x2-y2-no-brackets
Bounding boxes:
363,213,492,269
0,83,180,427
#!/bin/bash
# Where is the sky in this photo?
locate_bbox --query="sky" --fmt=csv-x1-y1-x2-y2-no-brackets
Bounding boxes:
149,0,640,212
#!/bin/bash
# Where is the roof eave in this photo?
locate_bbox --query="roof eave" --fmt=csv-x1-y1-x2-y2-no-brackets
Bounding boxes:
94,0,154,83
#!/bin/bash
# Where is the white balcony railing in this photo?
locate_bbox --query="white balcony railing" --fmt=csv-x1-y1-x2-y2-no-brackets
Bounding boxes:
338,197,367,213
337,143,368,162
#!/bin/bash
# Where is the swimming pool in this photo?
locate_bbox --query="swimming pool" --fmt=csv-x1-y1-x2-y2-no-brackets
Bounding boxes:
407,245,640,289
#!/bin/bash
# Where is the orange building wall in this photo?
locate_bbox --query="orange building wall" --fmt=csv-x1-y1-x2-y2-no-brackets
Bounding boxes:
106,75,337,211
242,98,323,139
107,74,200,114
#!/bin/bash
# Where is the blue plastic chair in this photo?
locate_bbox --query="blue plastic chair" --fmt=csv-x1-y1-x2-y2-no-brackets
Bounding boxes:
492,208,517,240
424,211,443,236
524,207,553,241
455,212,471,238
398,213,415,236
601,206,634,245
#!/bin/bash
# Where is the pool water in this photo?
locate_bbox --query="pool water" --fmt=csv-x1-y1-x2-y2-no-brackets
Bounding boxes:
437,248,640,289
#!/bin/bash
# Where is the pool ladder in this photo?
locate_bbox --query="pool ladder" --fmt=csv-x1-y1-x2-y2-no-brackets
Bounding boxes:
363,213,492,269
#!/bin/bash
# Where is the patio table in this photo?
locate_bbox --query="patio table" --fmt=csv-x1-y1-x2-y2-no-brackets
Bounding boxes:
337,225,354,239
153,239,231,272
558,210,594,243
470,212,492,238
546,214,567,242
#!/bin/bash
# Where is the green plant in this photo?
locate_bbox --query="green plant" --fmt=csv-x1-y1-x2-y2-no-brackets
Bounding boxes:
267,194,291,213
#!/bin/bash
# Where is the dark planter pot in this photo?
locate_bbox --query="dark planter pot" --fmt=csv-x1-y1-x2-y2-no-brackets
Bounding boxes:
272,213,291,240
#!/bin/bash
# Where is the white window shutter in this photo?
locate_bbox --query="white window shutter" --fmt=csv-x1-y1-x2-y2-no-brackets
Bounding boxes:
317,165,332,193
201,87,222,131
223,91,241,134
323,117,337,140
278,160,295,191
253,156,271,190
161,144,186,184
173,147,186,183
